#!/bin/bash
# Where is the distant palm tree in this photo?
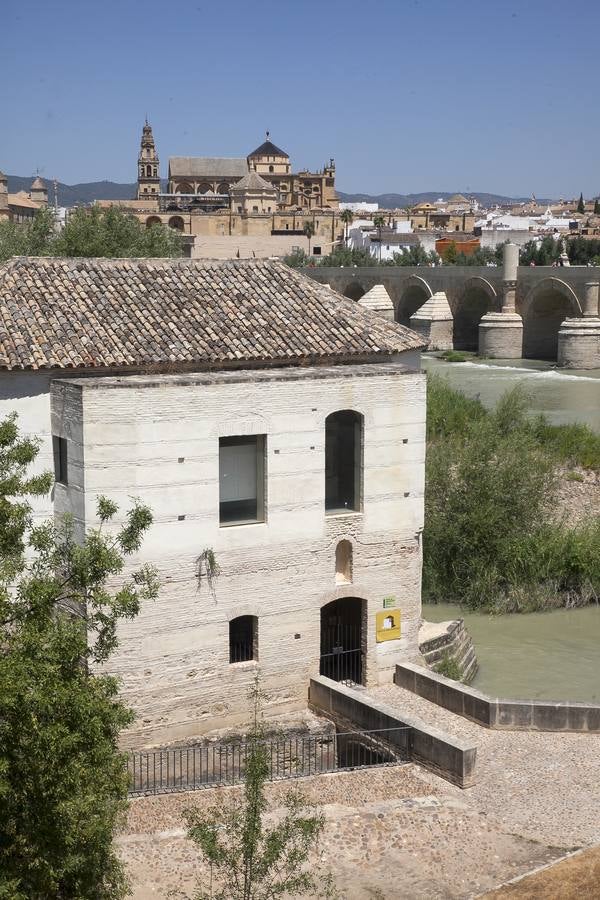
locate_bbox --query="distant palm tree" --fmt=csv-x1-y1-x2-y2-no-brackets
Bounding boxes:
303,220,316,256
340,208,354,247
373,214,385,263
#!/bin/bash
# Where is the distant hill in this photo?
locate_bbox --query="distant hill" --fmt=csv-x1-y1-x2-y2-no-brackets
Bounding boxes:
6,176,551,208
337,191,553,207
7,176,166,206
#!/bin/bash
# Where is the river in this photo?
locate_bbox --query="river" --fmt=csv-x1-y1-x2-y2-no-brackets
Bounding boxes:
422,355,600,432
421,354,600,702
425,602,600,702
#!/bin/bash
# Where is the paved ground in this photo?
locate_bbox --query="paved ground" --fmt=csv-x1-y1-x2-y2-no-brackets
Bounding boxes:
118,685,600,898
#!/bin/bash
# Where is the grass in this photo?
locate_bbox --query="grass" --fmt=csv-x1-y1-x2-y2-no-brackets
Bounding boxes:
439,350,470,363
434,653,463,681
423,375,600,613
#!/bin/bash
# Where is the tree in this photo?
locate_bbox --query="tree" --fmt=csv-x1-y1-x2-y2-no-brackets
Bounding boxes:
282,248,308,268
340,208,354,247
441,241,458,264
577,193,585,214
184,677,334,900
55,206,182,257
0,205,182,262
387,244,439,267
303,220,316,257
373,214,385,262
0,414,158,899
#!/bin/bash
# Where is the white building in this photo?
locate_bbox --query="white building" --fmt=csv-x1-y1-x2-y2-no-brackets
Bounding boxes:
0,256,427,747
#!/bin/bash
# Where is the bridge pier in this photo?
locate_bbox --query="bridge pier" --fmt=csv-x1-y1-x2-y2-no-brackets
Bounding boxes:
478,243,523,358
557,282,600,369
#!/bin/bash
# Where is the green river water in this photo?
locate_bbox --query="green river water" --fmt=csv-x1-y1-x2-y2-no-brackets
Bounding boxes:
421,355,600,702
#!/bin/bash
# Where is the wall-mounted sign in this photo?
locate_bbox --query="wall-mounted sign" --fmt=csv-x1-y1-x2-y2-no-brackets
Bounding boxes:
376,609,401,642
383,596,397,609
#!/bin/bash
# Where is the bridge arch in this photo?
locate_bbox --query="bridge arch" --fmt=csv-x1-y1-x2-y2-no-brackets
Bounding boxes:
522,278,581,360
396,275,433,326
453,277,497,351
342,281,366,301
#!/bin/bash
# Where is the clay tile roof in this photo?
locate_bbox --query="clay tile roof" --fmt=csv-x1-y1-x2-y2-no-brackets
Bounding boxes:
248,140,288,159
232,170,276,192
0,257,426,372
169,157,248,178
31,176,46,189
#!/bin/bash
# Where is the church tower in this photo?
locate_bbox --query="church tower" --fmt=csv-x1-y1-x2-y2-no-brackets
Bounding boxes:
137,120,160,200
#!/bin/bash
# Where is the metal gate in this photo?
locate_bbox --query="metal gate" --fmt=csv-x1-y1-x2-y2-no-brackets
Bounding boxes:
320,618,363,685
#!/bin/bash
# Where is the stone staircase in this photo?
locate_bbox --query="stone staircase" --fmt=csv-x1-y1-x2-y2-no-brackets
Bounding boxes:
419,618,478,684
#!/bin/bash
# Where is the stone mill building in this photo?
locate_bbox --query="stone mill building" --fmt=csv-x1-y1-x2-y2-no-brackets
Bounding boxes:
0,256,427,747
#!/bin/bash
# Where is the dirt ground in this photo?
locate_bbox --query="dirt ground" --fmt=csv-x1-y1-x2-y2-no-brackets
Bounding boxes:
482,845,600,899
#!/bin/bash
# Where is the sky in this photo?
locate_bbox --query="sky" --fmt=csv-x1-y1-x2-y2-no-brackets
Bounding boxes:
2,0,599,198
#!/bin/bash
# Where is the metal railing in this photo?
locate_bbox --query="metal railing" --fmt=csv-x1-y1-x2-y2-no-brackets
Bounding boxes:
127,727,412,796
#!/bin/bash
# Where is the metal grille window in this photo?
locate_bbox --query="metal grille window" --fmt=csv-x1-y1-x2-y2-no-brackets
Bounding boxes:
229,615,258,664
52,435,68,485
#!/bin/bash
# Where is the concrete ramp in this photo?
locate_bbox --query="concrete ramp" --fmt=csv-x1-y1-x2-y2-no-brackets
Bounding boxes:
309,675,478,788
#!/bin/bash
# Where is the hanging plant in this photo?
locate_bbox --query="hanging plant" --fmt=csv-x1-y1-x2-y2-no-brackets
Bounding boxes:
196,547,221,593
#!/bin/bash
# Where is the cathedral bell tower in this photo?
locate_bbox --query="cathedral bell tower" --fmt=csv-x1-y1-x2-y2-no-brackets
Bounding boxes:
137,120,160,200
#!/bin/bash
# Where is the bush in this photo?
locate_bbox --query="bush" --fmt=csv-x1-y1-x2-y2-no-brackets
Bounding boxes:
434,653,463,681
423,377,600,612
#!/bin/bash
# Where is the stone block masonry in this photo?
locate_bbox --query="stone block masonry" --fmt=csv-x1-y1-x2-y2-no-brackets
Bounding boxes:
395,662,600,732
51,363,426,748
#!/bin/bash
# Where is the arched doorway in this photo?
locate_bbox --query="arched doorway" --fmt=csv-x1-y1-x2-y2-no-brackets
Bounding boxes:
343,282,365,301
523,281,580,360
453,286,491,350
320,597,365,685
168,216,185,231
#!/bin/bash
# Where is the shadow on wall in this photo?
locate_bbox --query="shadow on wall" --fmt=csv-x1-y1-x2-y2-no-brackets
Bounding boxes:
523,289,574,360
452,287,491,351
343,283,366,301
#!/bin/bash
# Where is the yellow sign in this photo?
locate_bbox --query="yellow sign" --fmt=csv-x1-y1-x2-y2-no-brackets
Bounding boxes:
376,609,401,642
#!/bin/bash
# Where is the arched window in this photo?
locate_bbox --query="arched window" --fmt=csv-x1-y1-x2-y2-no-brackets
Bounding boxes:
146,165,152,177
229,615,258,663
335,540,353,584
325,410,363,513
269,165,274,173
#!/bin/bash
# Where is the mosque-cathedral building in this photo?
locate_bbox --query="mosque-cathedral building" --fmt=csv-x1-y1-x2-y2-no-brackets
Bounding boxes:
100,121,344,255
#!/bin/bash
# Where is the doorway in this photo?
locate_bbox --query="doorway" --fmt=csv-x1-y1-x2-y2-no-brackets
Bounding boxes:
320,597,365,686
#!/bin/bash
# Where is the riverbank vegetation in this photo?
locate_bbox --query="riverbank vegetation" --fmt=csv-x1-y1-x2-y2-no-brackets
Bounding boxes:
424,376,600,613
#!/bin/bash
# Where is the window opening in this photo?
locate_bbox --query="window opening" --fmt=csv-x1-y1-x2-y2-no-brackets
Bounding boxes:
52,435,68,485
229,615,258,663
219,435,266,525
335,540,353,584
325,411,362,513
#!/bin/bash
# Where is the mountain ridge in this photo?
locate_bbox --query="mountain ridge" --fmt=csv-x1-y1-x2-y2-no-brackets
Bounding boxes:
6,176,551,208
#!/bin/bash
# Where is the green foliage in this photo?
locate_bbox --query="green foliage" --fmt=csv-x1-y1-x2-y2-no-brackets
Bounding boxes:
423,377,600,612
434,653,463,681
563,236,600,266
518,235,562,267
577,193,585,214
283,248,308,268
184,677,334,900
0,205,182,262
383,244,439,267
317,246,377,267
0,415,158,899
440,241,458,264
55,206,182,258
439,350,469,362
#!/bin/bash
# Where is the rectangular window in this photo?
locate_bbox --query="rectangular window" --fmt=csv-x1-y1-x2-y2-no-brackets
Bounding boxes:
219,435,265,526
52,435,68,485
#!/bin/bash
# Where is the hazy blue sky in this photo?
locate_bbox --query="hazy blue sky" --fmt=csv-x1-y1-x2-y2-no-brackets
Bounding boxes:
2,0,598,197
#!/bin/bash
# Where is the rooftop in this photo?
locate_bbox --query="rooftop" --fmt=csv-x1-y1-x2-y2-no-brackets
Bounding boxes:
169,157,249,179
248,139,289,159
0,257,425,372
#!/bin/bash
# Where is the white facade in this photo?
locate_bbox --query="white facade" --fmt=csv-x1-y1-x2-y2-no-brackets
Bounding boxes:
51,361,426,748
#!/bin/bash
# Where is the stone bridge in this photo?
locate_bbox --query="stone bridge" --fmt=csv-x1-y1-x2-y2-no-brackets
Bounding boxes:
304,264,600,365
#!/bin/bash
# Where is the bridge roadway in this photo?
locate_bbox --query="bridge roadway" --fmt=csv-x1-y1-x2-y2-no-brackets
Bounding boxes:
305,265,597,361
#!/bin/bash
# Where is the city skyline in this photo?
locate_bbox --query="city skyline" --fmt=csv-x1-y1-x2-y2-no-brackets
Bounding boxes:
2,0,599,197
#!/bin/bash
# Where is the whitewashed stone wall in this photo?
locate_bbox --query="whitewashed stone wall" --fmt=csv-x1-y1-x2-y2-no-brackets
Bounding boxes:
51,362,426,748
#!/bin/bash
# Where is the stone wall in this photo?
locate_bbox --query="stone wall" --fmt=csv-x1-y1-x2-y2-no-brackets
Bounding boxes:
51,362,426,748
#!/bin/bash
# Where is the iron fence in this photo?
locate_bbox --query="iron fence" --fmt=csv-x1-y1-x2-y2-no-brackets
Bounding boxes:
127,726,412,796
